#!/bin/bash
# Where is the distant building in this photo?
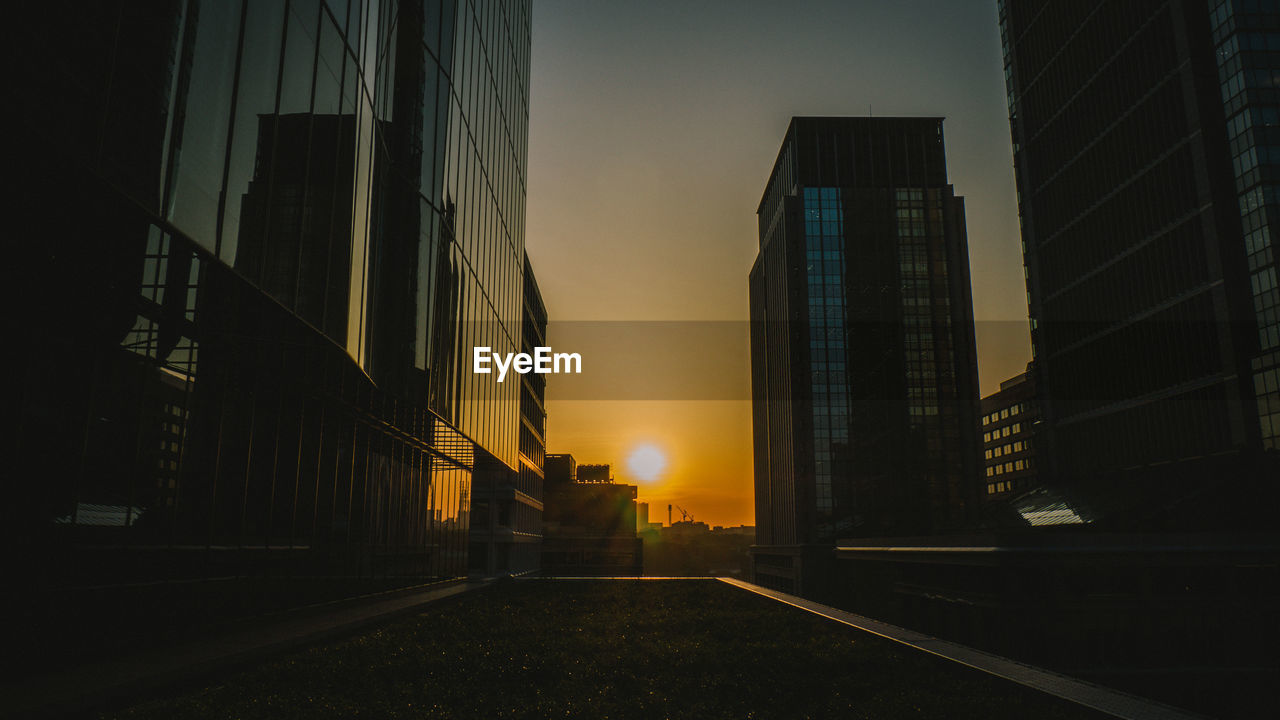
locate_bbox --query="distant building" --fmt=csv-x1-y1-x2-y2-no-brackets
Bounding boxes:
636,504,662,534
470,253,548,576
545,454,577,489
576,464,612,483
981,364,1040,497
541,457,642,575
663,519,710,538
749,117,983,594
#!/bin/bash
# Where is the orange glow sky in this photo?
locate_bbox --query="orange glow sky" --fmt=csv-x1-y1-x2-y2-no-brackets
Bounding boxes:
526,1,1029,528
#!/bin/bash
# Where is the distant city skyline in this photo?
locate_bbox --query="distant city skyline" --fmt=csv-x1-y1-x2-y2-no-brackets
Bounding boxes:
528,1,1023,526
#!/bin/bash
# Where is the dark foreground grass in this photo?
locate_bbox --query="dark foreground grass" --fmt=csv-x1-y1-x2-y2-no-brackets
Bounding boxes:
108,579,1109,720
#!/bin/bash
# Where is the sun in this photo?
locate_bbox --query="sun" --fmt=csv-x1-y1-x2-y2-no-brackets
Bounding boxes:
626,443,668,482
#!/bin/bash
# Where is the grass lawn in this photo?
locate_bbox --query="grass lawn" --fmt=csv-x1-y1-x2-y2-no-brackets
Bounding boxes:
108,579,1109,719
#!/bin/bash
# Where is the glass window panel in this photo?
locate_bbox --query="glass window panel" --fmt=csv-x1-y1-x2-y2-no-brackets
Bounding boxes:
421,67,441,200
167,1,243,251
326,0,351,34
315,14,345,115
439,0,457,76
221,0,286,267
347,0,364,57
280,0,320,114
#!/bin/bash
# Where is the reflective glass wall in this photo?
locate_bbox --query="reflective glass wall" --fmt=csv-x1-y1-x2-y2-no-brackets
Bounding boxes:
8,0,531,594
422,0,530,470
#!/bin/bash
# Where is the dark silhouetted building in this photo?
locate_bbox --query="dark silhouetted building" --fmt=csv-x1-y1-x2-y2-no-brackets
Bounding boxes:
575,464,613,483
9,0,534,656
980,364,1040,497
541,456,642,575
470,253,548,576
1000,0,1279,523
545,453,577,488
749,117,983,594
643,521,754,578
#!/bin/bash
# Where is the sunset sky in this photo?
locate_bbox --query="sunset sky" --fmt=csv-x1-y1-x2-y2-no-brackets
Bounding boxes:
526,1,1029,527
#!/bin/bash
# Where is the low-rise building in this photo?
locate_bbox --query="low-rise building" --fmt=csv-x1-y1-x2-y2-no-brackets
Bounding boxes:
541,456,642,575
980,364,1040,497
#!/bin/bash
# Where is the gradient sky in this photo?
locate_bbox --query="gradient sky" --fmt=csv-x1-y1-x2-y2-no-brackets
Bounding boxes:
526,1,1029,527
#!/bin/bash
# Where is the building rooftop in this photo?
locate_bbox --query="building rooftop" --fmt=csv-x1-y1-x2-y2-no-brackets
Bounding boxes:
92,580,1130,720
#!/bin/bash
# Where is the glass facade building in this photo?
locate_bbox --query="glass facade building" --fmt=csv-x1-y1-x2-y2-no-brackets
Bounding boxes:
1000,0,1279,522
749,118,983,592
9,0,531,593
1209,0,1280,452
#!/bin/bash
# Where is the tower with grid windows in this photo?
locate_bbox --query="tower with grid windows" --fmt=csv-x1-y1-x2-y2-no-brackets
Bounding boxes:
748,117,982,594
1000,0,1280,521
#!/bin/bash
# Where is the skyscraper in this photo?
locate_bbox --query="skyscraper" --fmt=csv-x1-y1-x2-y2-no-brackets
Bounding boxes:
9,0,532,593
749,117,982,593
1000,0,1278,520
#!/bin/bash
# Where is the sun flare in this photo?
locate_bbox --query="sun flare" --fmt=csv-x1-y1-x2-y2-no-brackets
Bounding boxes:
626,443,668,482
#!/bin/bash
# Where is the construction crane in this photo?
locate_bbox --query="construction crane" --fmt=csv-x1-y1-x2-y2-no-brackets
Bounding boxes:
675,505,693,523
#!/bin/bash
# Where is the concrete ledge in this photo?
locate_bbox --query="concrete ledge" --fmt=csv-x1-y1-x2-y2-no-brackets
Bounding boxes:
719,578,1208,720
